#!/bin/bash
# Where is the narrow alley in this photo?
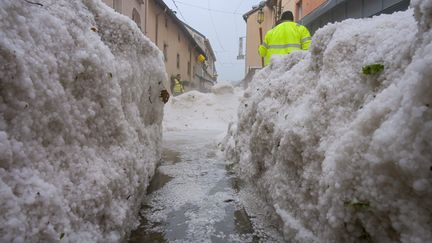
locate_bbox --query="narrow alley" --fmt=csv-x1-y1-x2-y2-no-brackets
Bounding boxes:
1,0,431,242
128,87,284,242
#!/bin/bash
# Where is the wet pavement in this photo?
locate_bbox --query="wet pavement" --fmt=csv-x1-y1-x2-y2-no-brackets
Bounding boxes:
128,130,282,243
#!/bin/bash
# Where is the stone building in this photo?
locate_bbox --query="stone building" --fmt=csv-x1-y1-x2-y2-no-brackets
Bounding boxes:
184,23,218,92
102,0,217,92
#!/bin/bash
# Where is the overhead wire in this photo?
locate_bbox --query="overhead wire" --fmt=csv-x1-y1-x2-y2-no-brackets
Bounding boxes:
207,0,226,51
233,0,246,48
173,0,242,15
233,0,246,14
171,0,187,22
167,0,246,67
214,50,235,54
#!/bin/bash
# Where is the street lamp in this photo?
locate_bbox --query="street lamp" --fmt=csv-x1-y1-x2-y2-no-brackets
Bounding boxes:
257,9,264,25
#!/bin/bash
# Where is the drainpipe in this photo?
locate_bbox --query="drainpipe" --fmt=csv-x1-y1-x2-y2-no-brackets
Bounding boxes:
144,0,147,34
277,0,282,21
155,14,159,45
189,46,192,81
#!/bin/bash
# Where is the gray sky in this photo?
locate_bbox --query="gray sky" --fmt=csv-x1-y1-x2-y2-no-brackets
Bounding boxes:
164,0,259,82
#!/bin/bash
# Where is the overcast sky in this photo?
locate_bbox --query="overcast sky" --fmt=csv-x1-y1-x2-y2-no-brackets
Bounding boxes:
163,0,259,82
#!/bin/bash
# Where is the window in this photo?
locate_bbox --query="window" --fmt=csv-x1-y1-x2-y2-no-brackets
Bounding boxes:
187,61,191,75
176,53,180,69
163,43,168,62
296,0,303,21
178,33,181,42
165,17,168,28
114,0,122,12
132,8,141,29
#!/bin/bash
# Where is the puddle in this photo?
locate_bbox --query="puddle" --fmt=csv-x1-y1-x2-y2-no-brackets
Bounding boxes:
163,204,198,241
233,207,255,235
146,169,172,195
206,150,217,158
209,178,230,195
128,219,167,243
212,206,259,243
129,171,172,242
161,148,181,164
230,177,245,194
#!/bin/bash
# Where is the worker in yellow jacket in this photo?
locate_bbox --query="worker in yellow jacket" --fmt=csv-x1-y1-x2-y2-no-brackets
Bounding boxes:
173,74,184,96
259,11,311,66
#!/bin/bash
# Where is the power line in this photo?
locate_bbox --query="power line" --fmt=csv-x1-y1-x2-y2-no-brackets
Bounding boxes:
207,0,225,51
174,0,242,15
214,50,235,54
233,0,249,41
219,62,243,65
171,0,187,22
234,0,247,14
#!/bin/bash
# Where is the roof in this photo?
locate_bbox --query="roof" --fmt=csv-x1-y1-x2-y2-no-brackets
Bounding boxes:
242,6,261,21
182,21,205,39
154,0,206,57
242,0,277,21
182,22,217,61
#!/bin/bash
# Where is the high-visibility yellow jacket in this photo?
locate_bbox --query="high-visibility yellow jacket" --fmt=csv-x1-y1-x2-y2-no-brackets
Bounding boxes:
259,21,311,66
173,78,184,94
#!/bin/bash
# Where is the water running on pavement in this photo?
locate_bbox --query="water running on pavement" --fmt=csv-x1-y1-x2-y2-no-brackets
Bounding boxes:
128,130,281,242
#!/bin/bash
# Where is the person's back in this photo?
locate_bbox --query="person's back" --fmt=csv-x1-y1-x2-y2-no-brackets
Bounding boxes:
173,74,184,96
259,11,311,66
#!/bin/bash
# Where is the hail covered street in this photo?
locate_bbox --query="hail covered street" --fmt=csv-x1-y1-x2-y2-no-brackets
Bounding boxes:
128,88,283,242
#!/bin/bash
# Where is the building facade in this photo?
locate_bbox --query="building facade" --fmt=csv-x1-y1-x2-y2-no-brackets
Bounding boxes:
102,0,217,93
297,0,411,34
184,23,218,92
294,0,326,21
